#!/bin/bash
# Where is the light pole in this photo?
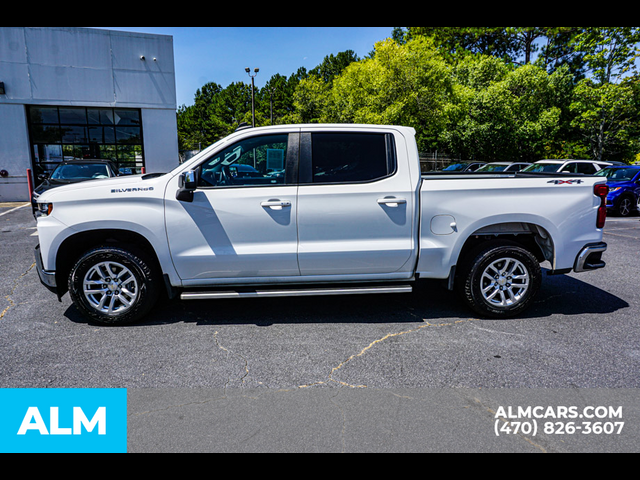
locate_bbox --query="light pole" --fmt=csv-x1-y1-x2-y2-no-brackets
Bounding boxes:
245,67,259,128
269,86,276,125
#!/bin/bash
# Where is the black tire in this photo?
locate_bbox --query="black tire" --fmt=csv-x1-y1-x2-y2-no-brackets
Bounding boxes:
616,196,634,217
68,246,160,326
457,242,542,319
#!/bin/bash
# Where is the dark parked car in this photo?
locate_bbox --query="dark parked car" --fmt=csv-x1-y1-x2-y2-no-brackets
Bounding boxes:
442,161,487,173
476,162,532,173
33,159,119,198
595,165,640,217
32,160,119,216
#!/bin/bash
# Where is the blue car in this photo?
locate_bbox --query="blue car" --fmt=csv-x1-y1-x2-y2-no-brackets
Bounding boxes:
595,165,640,217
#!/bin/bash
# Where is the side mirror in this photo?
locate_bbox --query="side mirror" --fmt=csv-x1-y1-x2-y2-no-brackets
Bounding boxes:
177,170,198,202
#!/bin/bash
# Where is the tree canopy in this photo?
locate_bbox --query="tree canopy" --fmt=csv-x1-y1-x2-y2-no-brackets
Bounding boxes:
177,27,640,164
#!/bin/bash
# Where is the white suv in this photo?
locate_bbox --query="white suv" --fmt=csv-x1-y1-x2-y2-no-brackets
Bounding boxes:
523,160,612,175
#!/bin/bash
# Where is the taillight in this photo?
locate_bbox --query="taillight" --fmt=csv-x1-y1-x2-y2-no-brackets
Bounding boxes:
594,184,609,229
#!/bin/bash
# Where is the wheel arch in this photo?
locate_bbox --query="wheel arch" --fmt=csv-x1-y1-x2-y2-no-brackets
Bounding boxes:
55,229,163,299
459,222,553,263
450,222,555,290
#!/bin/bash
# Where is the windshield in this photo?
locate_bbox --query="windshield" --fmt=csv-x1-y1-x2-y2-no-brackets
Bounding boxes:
522,163,562,173
51,164,112,181
595,167,640,182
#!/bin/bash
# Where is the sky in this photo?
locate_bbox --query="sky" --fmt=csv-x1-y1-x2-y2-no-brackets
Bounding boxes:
88,27,396,107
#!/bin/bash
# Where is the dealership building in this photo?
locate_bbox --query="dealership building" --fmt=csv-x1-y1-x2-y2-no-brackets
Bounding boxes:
0,27,179,202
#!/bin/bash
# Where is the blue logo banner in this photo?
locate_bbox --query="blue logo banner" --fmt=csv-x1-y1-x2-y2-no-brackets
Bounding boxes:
0,389,127,453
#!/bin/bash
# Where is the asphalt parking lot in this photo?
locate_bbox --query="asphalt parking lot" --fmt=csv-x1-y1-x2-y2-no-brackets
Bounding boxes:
1,202,639,452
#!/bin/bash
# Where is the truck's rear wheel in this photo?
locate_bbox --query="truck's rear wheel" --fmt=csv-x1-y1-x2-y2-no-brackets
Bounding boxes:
69,247,159,326
458,242,542,319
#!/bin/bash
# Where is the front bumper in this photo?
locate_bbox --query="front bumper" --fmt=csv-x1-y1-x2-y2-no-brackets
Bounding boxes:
35,244,59,297
574,242,607,273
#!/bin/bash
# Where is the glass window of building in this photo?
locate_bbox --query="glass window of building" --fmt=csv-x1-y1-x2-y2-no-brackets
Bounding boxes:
28,106,145,177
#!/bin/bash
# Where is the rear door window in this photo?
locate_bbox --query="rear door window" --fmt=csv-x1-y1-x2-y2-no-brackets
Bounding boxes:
309,133,396,184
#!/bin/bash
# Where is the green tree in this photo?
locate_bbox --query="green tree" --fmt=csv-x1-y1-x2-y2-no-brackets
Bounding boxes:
290,50,362,123
536,27,588,79
392,27,407,45
177,81,252,150
407,26,592,77
572,27,640,84
292,74,331,124
406,27,517,63
177,82,227,151
564,28,640,162
257,73,296,125
570,77,640,162
507,27,548,64
325,37,454,151
443,58,572,161
309,50,361,83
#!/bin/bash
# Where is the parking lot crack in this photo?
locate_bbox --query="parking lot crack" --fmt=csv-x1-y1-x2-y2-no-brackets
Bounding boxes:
300,317,481,389
0,262,35,321
213,331,250,388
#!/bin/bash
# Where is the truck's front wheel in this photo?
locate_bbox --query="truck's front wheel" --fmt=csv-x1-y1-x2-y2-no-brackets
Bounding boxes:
68,247,160,326
458,242,542,319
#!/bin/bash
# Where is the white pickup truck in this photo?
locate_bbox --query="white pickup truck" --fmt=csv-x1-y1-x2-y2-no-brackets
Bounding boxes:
34,124,609,325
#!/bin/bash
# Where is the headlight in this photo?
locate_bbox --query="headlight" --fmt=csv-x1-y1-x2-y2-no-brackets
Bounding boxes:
35,203,53,218
608,187,622,193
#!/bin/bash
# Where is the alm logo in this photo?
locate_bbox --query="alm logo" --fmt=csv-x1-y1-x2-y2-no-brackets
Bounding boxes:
18,406,106,436
0,389,127,453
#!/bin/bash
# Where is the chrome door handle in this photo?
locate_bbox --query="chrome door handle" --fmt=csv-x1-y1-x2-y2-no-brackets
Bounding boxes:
261,200,292,210
377,198,407,207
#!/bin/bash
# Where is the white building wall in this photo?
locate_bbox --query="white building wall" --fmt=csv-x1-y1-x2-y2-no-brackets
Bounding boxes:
0,27,179,201
0,104,31,202
141,108,179,174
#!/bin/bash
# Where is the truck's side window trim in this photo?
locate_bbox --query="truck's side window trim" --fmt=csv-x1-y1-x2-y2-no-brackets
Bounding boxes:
299,132,397,185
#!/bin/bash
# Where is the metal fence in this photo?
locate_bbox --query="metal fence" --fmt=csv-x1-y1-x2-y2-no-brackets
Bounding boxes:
420,154,471,173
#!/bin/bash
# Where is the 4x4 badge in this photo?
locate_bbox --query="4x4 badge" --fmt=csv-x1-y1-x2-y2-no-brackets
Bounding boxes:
548,180,584,185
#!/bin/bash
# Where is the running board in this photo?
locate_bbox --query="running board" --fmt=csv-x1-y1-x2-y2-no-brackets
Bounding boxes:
180,285,413,301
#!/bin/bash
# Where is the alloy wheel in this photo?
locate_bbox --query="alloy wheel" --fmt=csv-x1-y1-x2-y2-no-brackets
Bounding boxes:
83,261,140,316
480,257,530,308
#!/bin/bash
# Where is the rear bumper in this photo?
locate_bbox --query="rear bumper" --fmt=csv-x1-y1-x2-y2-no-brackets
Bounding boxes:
574,242,607,273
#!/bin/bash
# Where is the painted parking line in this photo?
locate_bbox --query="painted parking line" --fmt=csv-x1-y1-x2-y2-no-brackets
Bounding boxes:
605,231,640,240
0,203,30,218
